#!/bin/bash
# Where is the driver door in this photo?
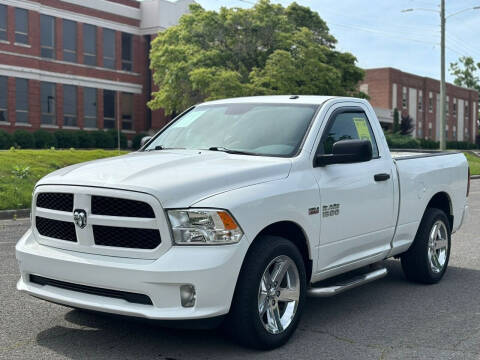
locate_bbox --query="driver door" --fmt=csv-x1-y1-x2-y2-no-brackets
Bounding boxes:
313,104,395,273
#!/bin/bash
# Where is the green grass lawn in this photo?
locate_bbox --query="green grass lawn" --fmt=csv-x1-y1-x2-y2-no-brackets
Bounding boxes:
465,152,480,176
0,149,128,211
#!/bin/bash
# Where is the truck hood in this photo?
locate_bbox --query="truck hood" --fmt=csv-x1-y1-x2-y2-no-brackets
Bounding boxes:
37,150,292,208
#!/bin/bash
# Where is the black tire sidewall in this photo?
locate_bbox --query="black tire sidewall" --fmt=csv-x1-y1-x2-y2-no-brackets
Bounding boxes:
230,236,307,349
402,208,451,284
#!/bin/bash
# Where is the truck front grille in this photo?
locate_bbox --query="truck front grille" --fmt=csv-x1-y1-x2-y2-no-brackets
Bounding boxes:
36,216,77,242
93,225,161,249
29,275,153,305
91,196,155,218
36,193,73,212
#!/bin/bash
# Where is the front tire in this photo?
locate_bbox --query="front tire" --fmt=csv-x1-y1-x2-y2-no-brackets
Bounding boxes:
401,208,451,284
227,236,307,349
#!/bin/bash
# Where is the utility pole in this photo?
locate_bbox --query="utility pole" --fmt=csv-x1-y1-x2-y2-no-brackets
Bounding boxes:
439,0,446,150
401,4,479,150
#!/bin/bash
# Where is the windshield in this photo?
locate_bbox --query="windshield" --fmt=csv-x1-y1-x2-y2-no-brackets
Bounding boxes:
145,103,318,157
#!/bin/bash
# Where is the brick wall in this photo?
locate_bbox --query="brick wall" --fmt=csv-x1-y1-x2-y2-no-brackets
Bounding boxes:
361,67,479,143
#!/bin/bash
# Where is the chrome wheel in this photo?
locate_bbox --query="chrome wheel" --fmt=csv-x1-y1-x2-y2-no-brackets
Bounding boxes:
258,255,300,335
427,220,449,273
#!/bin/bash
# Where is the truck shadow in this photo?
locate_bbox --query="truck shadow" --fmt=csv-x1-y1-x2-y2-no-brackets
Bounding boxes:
35,260,480,359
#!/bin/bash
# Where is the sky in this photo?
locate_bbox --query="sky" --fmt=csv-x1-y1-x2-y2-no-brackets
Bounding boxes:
192,0,480,84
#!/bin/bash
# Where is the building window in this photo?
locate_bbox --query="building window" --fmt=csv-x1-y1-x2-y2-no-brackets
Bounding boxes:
103,90,115,128
453,98,457,116
465,101,469,120
63,19,77,62
418,90,423,112
83,24,97,66
0,76,7,122
428,92,433,112
84,87,97,128
40,15,55,59
0,5,7,41
428,122,432,138
465,127,470,141
15,78,28,123
121,93,134,130
63,85,77,126
417,121,422,137
40,82,56,125
402,87,407,109
121,33,133,71
103,29,115,69
453,125,456,139
445,124,449,140
446,95,449,115
15,8,28,44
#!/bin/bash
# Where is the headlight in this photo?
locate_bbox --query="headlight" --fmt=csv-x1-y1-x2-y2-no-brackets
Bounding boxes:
167,209,243,245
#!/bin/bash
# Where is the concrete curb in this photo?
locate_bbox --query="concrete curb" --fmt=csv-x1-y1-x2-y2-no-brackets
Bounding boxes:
0,209,30,220
472,175,480,180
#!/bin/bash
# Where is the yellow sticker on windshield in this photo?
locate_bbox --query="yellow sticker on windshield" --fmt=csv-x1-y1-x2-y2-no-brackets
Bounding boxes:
353,118,372,141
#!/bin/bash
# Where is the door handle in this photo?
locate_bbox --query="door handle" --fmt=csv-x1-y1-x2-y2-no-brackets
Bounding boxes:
374,173,390,182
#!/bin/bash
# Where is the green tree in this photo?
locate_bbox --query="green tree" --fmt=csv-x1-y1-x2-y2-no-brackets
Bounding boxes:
149,0,365,115
449,56,480,92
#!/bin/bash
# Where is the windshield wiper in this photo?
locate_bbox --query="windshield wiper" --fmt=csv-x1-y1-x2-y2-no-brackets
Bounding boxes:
207,147,259,156
146,145,185,152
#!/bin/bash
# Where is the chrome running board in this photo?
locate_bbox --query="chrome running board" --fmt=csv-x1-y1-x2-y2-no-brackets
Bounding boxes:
307,268,387,297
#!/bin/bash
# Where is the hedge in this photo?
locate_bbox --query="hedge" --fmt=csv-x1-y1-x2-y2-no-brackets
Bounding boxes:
13,130,35,149
34,130,56,148
0,129,13,149
0,129,133,150
386,133,478,150
132,133,148,150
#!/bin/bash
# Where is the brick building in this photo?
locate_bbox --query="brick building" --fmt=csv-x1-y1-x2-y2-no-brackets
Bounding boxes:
0,0,192,139
360,67,479,143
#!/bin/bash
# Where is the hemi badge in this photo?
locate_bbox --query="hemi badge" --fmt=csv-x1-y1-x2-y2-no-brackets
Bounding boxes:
308,207,320,215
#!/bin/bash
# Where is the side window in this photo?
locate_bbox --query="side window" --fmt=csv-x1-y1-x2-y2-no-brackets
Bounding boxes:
320,111,379,158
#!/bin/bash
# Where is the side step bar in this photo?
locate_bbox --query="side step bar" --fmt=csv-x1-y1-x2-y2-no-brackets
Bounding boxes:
307,268,388,298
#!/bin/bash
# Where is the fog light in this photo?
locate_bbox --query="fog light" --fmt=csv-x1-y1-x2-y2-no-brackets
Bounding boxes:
180,284,196,308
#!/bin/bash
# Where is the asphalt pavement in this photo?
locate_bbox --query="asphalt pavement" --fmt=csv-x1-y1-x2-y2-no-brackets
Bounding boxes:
1,181,479,360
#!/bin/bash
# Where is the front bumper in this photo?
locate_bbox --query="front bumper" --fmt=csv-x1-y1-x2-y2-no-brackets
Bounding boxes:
16,229,249,320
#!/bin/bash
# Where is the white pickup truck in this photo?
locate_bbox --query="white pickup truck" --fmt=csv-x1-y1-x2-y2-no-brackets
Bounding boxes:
16,96,470,349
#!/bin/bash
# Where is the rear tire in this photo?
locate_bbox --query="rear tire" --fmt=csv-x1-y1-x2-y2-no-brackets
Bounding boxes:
401,208,451,284
227,236,307,349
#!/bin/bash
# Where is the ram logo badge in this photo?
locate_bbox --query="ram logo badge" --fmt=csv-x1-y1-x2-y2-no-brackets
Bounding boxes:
322,204,340,217
73,209,87,229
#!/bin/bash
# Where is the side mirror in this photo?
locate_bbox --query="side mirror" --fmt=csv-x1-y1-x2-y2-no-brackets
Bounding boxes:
315,139,373,167
140,136,152,148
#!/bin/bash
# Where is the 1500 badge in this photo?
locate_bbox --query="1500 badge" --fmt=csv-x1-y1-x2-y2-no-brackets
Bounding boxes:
322,204,340,217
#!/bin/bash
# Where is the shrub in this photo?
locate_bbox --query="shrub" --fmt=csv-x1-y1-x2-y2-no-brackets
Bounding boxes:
446,141,477,150
385,133,420,149
77,131,96,149
106,129,127,149
91,131,114,149
132,133,148,150
33,129,56,149
13,130,35,149
419,138,439,150
55,130,79,149
0,129,13,149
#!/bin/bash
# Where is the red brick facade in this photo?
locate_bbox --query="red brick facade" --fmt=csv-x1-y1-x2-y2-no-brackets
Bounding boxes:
361,68,479,143
0,0,172,140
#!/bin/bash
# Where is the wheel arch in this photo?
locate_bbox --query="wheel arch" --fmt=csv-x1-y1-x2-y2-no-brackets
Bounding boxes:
425,191,453,230
251,221,313,283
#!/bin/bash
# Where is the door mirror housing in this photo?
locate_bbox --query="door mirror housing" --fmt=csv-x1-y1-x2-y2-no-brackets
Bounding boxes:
140,136,152,148
315,139,373,167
